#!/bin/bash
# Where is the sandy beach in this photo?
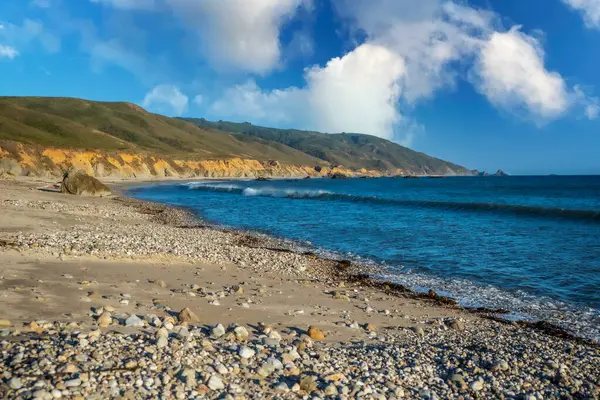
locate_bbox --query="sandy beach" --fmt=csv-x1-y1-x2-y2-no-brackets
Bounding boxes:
0,177,598,399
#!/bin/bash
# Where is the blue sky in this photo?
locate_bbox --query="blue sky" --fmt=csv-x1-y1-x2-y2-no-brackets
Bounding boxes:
1,0,600,174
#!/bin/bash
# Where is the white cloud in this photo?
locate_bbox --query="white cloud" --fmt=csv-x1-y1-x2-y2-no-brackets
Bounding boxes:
574,85,600,120
287,30,314,58
211,43,409,142
0,45,18,59
90,0,155,10
211,80,304,126
303,43,406,139
0,19,60,54
472,27,569,120
585,103,600,119
193,94,204,106
142,84,189,116
207,0,598,145
165,0,309,74
562,0,600,28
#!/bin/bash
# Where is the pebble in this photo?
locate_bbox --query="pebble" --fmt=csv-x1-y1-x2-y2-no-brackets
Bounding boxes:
471,379,484,391
2,190,598,400
9,377,22,389
212,324,226,338
125,315,144,327
207,375,225,390
64,378,81,387
239,346,255,359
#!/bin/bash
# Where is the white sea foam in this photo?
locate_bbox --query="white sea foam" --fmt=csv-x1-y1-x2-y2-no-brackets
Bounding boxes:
242,187,331,198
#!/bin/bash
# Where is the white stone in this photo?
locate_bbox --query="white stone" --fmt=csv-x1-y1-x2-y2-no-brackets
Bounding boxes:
207,375,225,390
239,346,255,359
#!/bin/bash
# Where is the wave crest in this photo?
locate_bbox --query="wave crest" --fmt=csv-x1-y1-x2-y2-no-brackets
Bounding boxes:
183,181,600,223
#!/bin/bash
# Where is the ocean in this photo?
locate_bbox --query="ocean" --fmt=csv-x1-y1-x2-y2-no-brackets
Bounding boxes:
128,176,600,340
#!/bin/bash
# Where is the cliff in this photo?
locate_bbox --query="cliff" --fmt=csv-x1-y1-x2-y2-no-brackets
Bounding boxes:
0,141,383,180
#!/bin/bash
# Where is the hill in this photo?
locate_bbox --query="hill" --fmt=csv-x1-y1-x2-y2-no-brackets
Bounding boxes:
0,97,321,165
181,118,471,175
0,96,472,177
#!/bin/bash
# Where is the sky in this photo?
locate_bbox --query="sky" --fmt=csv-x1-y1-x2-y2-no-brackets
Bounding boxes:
1,0,600,174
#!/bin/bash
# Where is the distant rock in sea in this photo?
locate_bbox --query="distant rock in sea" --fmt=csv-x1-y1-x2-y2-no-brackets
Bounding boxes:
473,169,508,177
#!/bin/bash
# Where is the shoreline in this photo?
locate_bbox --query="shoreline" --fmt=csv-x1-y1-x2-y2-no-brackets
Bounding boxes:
0,177,598,398
123,179,599,345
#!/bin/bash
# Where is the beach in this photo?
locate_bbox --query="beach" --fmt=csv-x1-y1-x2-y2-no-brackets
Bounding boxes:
0,177,598,399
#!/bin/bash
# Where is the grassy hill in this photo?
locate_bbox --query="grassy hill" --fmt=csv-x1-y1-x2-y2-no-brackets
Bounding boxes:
0,97,321,165
0,96,471,175
181,118,471,174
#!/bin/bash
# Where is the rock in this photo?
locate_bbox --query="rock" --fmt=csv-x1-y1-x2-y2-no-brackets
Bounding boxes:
27,321,44,334
178,307,200,324
97,312,112,328
156,336,168,348
330,172,348,179
61,169,111,197
412,326,425,337
470,379,484,391
64,378,81,387
211,324,226,338
61,363,79,373
274,382,289,393
207,375,225,390
231,285,243,294
307,326,325,341
157,280,167,288
174,326,189,339
324,373,345,382
9,377,22,389
299,375,318,392
491,360,510,372
448,319,465,331
238,346,255,359
234,326,249,341
324,384,338,395
365,323,377,332
0,319,11,328
268,330,282,341
125,315,144,327
0,158,22,176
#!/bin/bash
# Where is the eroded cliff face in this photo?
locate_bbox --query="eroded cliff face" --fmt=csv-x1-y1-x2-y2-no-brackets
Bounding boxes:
0,141,390,179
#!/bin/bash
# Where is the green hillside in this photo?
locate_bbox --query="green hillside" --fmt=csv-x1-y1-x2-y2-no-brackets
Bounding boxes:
181,118,471,174
0,96,471,175
0,97,321,165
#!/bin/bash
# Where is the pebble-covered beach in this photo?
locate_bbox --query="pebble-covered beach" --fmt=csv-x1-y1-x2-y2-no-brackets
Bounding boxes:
0,179,599,399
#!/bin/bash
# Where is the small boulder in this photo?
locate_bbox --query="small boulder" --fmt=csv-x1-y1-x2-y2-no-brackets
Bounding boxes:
125,315,144,327
97,312,112,328
178,307,200,324
307,326,325,341
61,169,112,197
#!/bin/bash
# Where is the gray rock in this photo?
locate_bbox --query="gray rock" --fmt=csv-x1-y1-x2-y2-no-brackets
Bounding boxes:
125,315,144,327
9,377,22,390
64,378,81,387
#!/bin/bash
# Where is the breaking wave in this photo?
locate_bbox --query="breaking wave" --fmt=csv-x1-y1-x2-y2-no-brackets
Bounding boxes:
184,182,600,223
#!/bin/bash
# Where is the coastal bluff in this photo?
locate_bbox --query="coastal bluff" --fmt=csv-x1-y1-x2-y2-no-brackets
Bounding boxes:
0,141,378,180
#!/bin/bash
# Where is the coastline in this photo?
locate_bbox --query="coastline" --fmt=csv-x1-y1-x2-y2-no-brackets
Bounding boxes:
0,177,598,399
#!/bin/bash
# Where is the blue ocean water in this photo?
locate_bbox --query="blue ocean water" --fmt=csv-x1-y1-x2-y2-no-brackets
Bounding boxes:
128,176,600,339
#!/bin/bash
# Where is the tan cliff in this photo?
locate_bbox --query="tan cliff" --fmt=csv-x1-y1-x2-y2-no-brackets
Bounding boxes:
0,141,393,180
